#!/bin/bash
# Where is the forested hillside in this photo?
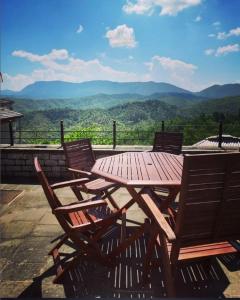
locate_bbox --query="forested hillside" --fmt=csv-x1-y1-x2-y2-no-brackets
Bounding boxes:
1,94,239,145
11,92,200,112
13,95,240,130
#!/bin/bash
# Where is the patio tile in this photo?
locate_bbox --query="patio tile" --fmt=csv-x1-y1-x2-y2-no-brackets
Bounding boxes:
0,281,33,298
31,224,62,237
224,283,240,297
0,257,10,271
11,238,51,264
39,211,59,225
0,239,23,259
1,262,46,281
0,207,48,223
0,220,36,240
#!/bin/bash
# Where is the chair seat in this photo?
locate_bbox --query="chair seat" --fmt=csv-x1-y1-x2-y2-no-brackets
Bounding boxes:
69,205,112,226
167,241,238,261
84,178,116,192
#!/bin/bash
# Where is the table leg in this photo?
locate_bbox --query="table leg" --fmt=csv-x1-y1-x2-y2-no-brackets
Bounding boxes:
126,187,149,215
159,186,179,210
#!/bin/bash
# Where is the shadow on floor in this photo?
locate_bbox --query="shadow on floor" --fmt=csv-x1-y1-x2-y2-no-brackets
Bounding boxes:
17,229,234,298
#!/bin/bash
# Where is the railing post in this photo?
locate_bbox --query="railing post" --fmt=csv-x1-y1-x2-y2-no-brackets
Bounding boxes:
9,120,14,146
60,120,64,146
218,120,223,148
161,120,165,132
113,120,116,149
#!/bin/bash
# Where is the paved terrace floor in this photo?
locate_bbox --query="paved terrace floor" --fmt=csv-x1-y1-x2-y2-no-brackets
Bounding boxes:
0,183,240,298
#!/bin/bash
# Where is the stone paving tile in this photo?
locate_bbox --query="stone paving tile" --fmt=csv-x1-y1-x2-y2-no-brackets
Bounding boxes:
14,192,47,209
0,207,48,223
1,262,46,281
31,224,63,238
0,257,10,271
0,281,33,298
0,220,36,240
0,238,23,259
11,238,52,264
39,211,59,225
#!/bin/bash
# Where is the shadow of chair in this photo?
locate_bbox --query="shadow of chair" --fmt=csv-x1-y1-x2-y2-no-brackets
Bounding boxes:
141,152,240,297
17,227,231,298
34,156,146,284
63,138,120,209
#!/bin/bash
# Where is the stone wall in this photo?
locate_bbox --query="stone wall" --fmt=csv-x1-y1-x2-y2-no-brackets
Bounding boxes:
0,145,128,181
1,144,225,181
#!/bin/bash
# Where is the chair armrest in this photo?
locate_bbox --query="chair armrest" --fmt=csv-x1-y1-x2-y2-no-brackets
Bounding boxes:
141,190,176,242
50,178,90,190
68,167,93,177
53,199,107,214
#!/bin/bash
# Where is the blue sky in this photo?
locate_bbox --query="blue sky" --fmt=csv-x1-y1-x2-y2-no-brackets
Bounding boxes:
1,0,240,92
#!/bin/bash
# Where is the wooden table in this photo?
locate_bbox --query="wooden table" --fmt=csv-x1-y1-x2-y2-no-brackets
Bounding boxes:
92,152,183,294
92,152,183,210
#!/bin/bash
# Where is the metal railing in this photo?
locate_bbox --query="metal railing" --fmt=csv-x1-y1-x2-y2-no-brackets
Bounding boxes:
1,119,238,148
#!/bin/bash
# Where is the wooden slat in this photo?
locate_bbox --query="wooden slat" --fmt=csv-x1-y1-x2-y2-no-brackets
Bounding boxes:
177,242,238,260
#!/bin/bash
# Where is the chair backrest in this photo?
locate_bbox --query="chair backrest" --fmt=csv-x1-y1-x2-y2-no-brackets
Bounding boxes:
34,156,114,255
34,157,62,210
63,138,95,172
152,132,183,155
34,157,93,234
175,152,240,248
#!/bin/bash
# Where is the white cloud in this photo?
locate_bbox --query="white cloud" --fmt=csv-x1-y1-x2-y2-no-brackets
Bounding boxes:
208,33,215,38
213,21,221,27
205,48,215,56
76,24,84,33
195,15,202,22
145,55,198,90
123,0,202,16
1,73,35,91
215,44,240,56
217,27,240,40
205,44,240,57
105,24,137,48
2,48,142,91
12,49,69,63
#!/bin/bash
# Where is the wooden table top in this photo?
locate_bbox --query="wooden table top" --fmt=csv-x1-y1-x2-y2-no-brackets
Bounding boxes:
92,152,183,187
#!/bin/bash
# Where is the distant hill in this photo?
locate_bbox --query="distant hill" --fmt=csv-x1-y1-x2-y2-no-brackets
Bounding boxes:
10,92,203,113
1,80,192,99
18,95,240,131
197,84,240,98
186,95,240,117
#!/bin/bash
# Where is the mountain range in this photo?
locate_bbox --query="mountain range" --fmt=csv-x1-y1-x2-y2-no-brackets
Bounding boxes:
2,80,240,99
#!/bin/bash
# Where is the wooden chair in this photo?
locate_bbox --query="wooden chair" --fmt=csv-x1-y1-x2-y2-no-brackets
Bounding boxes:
34,157,146,284
141,152,240,296
151,132,184,207
63,139,120,209
152,132,183,155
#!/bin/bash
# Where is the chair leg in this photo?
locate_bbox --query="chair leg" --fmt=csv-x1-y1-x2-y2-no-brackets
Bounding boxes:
71,186,84,201
52,252,84,284
159,233,176,297
48,234,68,255
142,224,159,282
108,222,146,260
103,187,120,210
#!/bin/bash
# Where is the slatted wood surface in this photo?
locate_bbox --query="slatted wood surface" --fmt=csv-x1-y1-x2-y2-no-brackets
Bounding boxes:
92,152,183,187
175,152,240,246
152,132,183,155
63,138,95,172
